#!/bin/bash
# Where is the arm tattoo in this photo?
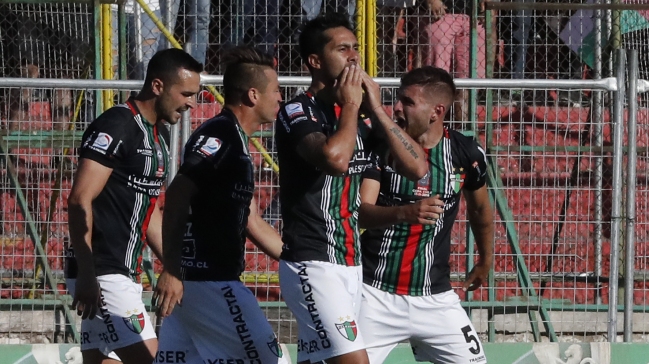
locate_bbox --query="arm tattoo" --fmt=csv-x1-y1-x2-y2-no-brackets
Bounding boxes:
389,127,419,159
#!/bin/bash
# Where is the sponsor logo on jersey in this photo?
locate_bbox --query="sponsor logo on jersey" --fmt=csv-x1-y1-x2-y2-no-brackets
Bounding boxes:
199,137,222,156
285,102,305,118
91,132,113,153
267,336,283,357
335,320,358,341
123,311,146,334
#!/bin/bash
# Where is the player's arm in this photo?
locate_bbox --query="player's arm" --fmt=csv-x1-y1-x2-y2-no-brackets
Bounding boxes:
358,178,444,229
154,173,198,317
360,71,427,180
296,65,363,175
246,197,283,260
145,201,164,261
462,185,494,292
67,158,112,319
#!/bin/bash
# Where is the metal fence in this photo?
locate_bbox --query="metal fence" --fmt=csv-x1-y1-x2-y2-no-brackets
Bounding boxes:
0,52,646,344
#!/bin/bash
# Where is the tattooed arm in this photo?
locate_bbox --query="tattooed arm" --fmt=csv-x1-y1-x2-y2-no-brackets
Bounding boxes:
360,71,427,180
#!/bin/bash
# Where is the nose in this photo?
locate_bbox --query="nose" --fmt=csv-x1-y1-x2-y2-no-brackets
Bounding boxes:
187,94,197,109
349,49,360,65
393,100,403,113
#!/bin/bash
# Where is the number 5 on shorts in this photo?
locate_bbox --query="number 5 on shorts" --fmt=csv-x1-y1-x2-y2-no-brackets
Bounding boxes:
461,325,480,355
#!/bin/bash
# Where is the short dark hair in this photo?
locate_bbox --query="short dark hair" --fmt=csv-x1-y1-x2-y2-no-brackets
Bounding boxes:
143,48,203,87
400,66,457,108
299,12,354,66
222,46,275,105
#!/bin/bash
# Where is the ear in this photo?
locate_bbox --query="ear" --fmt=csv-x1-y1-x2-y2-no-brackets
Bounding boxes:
307,54,321,70
247,88,260,106
151,78,164,96
431,103,446,122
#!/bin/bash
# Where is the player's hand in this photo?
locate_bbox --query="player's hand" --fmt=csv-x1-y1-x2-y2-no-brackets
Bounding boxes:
334,64,364,109
360,70,383,113
398,195,445,225
463,262,490,292
72,275,101,320
153,270,184,317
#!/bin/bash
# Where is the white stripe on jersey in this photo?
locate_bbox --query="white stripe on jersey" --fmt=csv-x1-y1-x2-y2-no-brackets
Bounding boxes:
321,175,336,261
135,117,153,176
373,228,395,288
125,192,144,273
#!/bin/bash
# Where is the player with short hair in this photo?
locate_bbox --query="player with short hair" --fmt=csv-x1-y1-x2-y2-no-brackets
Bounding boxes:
358,66,493,364
67,48,203,364
275,12,428,364
152,46,289,364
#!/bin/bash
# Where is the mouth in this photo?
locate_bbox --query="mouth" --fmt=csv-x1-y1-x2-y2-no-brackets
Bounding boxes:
396,116,407,129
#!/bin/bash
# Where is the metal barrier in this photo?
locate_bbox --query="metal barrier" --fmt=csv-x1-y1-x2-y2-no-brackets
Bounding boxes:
1,57,647,343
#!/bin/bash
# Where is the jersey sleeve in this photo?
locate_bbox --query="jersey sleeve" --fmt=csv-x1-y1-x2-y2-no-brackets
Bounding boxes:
362,152,382,182
463,139,488,191
277,100,323,148
78,108,131,169
178,131,229,184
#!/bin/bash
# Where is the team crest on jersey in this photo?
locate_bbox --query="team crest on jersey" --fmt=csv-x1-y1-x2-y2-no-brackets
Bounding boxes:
199,137,222,156
267,336,283,357
335,320,358,341
285,103,305,118
450,168,466,193
123,312,146,334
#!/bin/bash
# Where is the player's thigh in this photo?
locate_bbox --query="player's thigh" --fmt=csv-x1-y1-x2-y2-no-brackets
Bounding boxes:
154,313,202,364
409,290,487,364
81,274,156,357
359,284,410,364
178,281,288,363
279,260,365,363
81,349,122,364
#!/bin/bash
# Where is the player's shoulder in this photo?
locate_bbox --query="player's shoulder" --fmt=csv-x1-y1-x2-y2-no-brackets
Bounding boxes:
280,94,311,117
91,103,135,128
447,128,482,149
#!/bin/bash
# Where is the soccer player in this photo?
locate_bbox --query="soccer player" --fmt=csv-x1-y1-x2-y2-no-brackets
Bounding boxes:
67,48,202,364
358,66,493,364
275,12,428,364
152,46,289,364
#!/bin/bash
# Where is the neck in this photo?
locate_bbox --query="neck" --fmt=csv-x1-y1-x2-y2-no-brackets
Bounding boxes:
308,77,335,104
225,104,261,136
134,92,158,126
417,121,445,149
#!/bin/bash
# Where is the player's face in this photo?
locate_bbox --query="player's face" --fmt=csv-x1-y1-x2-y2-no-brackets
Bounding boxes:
393,85,435,139
256,68,282,124
318,27,360,82
156,68,201,125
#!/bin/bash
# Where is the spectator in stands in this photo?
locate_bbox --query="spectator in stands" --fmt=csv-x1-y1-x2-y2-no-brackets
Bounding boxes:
159,0,210,65
114,0,162,80
303,0,356,23
153,46,287,364
223,0,281,58
358,66,493,364
420,0,494,122
67,48,201,364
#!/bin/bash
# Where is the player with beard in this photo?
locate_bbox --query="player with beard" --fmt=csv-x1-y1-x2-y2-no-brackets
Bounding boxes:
358,66,492,364
67,48,202,364
275,12,428,364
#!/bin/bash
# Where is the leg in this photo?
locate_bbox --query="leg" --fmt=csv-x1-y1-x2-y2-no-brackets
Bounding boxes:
158,0,181,50
409,290,487,364
139,9,162,75
303,0,323,21
422,15,457,73
187,0,211,64
357,284,410,364
113,339,157,364
512,0,532,79
154,313,202,363
279,261,368,364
